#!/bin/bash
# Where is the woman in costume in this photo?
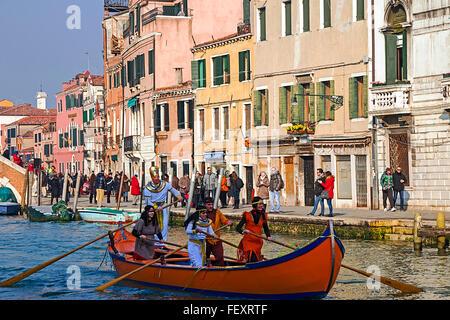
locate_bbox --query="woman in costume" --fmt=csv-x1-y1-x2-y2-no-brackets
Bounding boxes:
184,206,218,267
131,205,163,260
236,196,272,263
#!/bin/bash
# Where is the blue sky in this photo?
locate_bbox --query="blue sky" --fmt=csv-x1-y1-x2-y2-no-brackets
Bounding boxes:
0,0,105,108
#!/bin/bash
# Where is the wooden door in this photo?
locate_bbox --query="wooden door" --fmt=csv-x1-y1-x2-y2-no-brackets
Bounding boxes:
284,157,295,205
355,155,367,207
302,156,315,206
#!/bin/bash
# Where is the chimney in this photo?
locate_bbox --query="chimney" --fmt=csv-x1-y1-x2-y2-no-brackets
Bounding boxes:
175,68,183,86
36,91,47,110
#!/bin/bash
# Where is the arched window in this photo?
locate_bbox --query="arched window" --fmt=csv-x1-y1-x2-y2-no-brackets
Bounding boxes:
384,4,408,84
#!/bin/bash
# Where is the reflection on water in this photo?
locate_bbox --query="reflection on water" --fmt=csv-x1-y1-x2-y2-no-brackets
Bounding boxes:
0,216,448,300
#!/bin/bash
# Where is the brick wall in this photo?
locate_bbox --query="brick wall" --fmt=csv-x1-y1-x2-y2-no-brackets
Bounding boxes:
0,156,27,203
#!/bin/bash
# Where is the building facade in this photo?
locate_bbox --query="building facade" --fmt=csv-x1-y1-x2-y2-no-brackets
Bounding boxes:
251,0,372,208
370,0,450,211
192,30,254,203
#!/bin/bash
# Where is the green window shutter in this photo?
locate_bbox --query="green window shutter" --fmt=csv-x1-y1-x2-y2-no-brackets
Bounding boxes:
72,128,77,147
83,110,87,123
253,90,262,126
155,104,161,132
363,75,368,118
122,65,127,87
213,56,223,86
357,0,364,20
59,134,63,148
191,60,199,89
323,0,331,28
177,101,185,129
317,82,325,121
285,1,292,36
243,0,250,24
264,89,269,126
136,4,140,35
148,50,154,75
130,11,134,35
309,82,315,123
164,104,169,131
330,80,335,120
402,30,407,80
298,85,305,123
349,77,358,119
239,51,245,82
246,51,251,80
64,132,69,148
199,60,206,87
79,94,83,107
223,55,230,84
260,8,266,41
292,85,303,123
279,87,287,125
303,0,310,31
80,130,84,146
385,33,397,84
188,100,194,129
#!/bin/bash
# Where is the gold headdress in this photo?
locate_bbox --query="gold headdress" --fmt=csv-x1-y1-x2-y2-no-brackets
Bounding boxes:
149,166,160,179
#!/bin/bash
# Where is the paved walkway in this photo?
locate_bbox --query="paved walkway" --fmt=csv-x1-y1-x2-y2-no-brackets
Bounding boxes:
38,194,450,227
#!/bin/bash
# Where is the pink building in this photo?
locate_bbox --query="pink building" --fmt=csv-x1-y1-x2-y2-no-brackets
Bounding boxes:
55,71,103,174
118,0,244,177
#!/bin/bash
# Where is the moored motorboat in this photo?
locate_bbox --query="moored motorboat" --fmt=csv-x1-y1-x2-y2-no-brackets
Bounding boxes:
78,208,140,225
0,202,21,216
107,220,344,299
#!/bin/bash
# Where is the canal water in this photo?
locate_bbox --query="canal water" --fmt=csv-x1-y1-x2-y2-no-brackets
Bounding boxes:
0,215,448,300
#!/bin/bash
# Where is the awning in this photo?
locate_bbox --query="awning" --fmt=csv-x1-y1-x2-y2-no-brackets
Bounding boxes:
203,151,225,162
127,97,136,108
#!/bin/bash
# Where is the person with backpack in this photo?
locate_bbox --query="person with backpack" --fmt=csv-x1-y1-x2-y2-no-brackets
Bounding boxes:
230,171,244,209
307,168,326,216
269,167,284,213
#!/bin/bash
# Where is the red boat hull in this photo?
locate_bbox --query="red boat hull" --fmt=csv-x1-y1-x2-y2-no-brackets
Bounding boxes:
108,221,344,299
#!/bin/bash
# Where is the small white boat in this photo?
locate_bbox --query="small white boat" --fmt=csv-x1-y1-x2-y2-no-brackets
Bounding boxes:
78,208,140,225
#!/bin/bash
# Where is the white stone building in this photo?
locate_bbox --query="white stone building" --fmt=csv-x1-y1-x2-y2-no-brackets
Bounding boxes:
370,0,450,211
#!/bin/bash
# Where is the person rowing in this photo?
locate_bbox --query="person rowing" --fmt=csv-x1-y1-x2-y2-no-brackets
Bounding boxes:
131,205,163,260
236,196,272,263
184,205,218,267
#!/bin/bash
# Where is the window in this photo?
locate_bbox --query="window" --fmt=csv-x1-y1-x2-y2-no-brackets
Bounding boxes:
177,100,192,130
148,49,154,75
238,50,251,82
244,103,252,138
322,0,331,28
170,161,177,177
253,89,269,126
243,0,251,24
155,104,162,132
213,107,220,140
303,0,310,32
182,160,190,176
258,7,266,41
385,6,407,83
7,128,16,139
191,59,206,89
199,109,205,141
349,76,368,119
279,86,292,124
317,80,335,121
212,55,230,86
356,0,364,21
283,1,292,36
222,106,229,140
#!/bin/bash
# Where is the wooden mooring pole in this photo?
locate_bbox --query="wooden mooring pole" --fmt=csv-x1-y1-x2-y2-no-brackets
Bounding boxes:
437,212,446,256
413,213,422,255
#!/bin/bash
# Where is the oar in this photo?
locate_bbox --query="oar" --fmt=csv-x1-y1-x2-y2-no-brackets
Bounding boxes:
245,231,423,294
0,221,136,288
95,244,188,291
196,230,239,249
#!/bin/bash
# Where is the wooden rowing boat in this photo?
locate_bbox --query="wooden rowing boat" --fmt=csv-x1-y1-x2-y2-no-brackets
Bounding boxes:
107,220,345,299
79,208,140,225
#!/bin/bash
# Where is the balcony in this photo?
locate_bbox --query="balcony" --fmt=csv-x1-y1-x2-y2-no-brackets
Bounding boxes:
123,135,141,153
369,83,411,116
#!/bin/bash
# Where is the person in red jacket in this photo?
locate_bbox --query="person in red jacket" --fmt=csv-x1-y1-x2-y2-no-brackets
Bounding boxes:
131,174,141,205
320,171,335,217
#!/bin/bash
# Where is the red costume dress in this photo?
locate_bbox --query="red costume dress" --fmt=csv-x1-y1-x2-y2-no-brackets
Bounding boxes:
236,210,270,263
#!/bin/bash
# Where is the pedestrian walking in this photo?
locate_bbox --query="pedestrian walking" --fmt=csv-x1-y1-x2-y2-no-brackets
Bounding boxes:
202,167,217,200
269,167,284,213
49,173,60,205
131,174,141,205
230,171,244,209
89,171,97,204
393,167,407,211
381,168,396,212
95,170,107,208
113,172,121,203
106,172,114,203
307,168,326,216
122,174,130,202
219,174,229,208
255,171,270,209
179,173,190,207
193,171,203,209
319,171,335,217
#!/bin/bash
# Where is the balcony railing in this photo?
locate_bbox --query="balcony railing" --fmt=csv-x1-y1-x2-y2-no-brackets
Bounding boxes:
123,135,141,153
369,83,411,116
